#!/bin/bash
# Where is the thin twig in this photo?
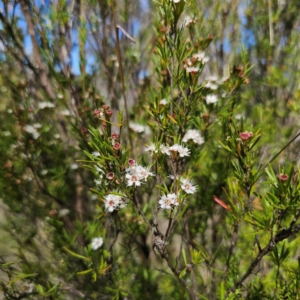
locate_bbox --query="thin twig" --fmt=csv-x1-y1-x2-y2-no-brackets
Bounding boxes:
262,131,300,170
161,251,196,300
225,222,239,273
111,0,133,150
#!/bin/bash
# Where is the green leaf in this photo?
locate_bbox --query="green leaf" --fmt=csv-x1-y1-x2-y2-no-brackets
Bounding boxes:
179,268,186,279
182,248,187,265
77,269,93,275
62,247,91,262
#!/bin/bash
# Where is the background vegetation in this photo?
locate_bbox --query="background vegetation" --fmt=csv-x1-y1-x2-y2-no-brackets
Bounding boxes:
1,0,300,299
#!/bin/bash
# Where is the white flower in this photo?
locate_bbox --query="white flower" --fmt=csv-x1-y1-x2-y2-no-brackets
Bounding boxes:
206,75,218,82
169,144,190,157
194,136,205,145
105,194,119,212
159,99,169,105
94,178,102,185
182,129,204,145
61,109,71,116
58,209,70,217
177,146,190,157
136,166,154,180
184,58,193,67
160,144,170,155
186,67,199,74
92,151,100,157
91,237,103,250
204,82,218,90
192,52,209,63
126,173,143,187
41,169,48,175
24,125,40,139
168,174,178,180
184,16,196,26
169,144,180,152
38,102,55,109
126,164,154,186
3,131,11,136
181,178,197,194
104,193,127,212
159,193,179,209
144,143,158,155
70,163,78,170
33,123,42,129
206,94,218,104
22,282,34,294
129,122,145,133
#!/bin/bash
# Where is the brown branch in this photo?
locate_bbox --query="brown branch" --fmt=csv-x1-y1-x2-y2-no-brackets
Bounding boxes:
0,12,37,72
227,221,300,296
111,0,133,150
19,0,56,99
184,210,198,299
161,251,197,300
225,222,239,273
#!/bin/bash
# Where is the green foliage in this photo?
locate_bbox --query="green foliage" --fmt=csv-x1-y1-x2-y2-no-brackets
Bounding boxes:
1,0,300,299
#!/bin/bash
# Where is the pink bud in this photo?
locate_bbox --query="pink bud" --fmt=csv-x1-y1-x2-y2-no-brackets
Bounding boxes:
213,196,232,212
113,142,121,150
278,174,288,182
128,159,135,166
111,133,119,140
106,172,115,180
239,131,253,141
106,109,113,117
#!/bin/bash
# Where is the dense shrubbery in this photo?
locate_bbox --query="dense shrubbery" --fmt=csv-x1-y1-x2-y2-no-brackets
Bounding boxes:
1,0,300,299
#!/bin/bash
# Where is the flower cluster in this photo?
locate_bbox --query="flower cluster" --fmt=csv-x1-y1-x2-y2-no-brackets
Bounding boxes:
24,124,42,139
169,144,190,157
184,51,209,73
145,143,190,158
93,108,104,119
125,160,154,187
94,105,113,119
204,75,219,90
192,52,210,64
159,193,179,209
182,129,204,145
104,193,128,212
